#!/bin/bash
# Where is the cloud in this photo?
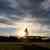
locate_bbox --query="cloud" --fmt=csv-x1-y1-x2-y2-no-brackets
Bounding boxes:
0,0,16,21
16,0,32,16
48,0,50,7
0,0,16,28
0,28,16,32
16,0,48,25
0,32,16,37
32,0,47,17
32,0,49,32
0,0,49,33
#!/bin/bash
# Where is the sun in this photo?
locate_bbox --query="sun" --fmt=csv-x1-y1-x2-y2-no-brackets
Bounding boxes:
16,23,32,38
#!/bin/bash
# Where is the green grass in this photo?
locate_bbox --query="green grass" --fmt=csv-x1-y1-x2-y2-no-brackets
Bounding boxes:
0,42,49,50
0,43,24,50
48,44,50,49
0,44,16,50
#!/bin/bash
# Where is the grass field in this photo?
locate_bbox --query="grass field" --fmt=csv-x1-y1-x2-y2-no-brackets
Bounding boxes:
0,42,49,50
0,44,16,50
0,36,49,50
0,43,24,50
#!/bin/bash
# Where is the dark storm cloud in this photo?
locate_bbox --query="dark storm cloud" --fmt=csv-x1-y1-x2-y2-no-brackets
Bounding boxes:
15,0,48,17
32,0,48,17
0,0,48,26
16,0,48,24
8,0,16,15
32,0,48,26
0,0,8,13
16,0,48,30
0,0,16,15
0,0,16,25
48,0,50,30
0,0,16,33
32,0,47,17
16,0,32,16
32,0,49,32
0,0,48,21
0,19,14,25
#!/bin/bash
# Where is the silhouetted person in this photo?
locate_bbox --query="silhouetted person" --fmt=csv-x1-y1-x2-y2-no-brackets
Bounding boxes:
24,28,28,36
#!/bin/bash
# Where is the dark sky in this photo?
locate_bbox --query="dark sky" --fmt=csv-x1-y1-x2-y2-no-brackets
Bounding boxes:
0,0,49,32
0,0,16,32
